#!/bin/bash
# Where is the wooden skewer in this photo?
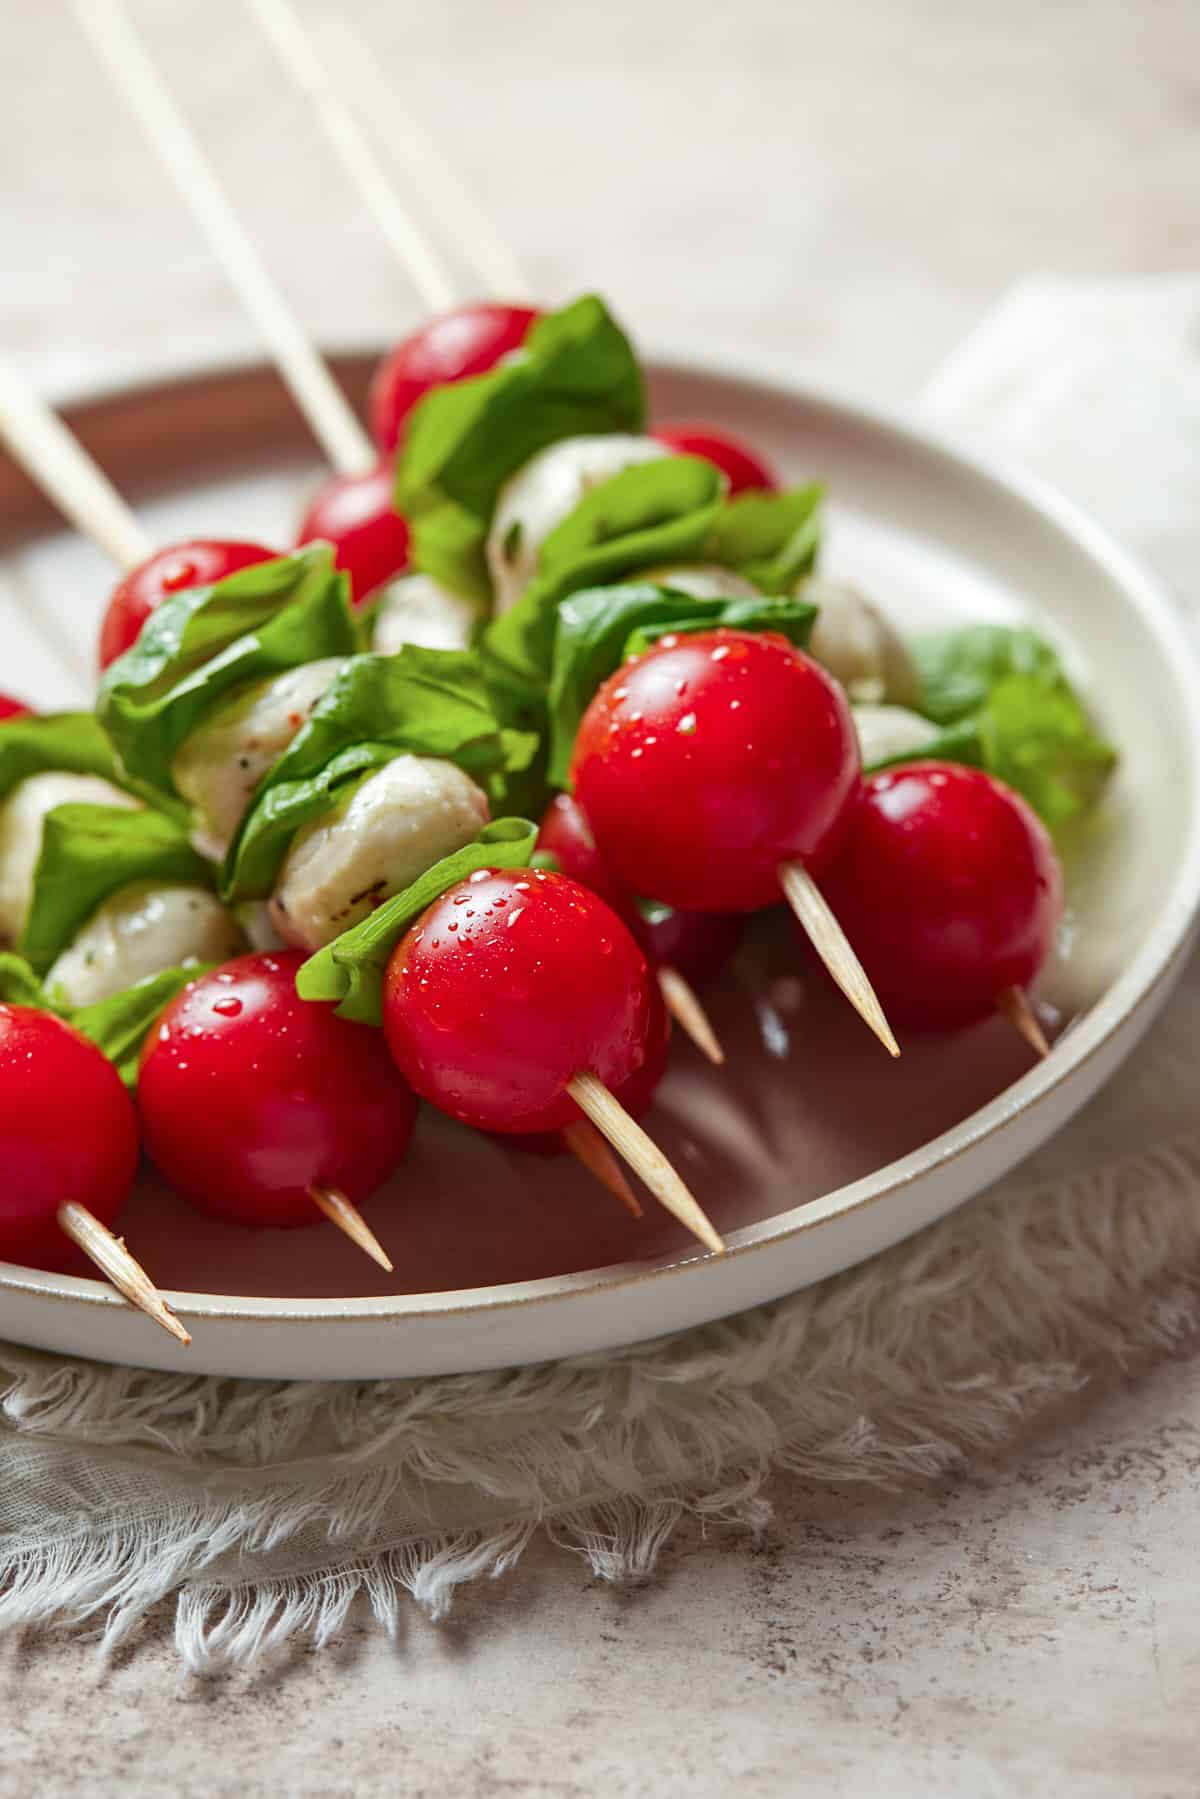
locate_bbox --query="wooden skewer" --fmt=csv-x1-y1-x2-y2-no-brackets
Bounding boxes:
562,1120,643,1219
248,0,460,315
996,985,1050,1060
566,1071,724,1255
657,965,725,1067
309,1184,395,1272
0,355,150,572
56,1201,191,1344
778,860,900,1058
76,0,376,479
309,12,535,304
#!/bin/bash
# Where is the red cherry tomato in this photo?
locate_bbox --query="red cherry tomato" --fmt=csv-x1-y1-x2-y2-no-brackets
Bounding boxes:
382,869,657,1135
137,952,417,1228
652,424,778,496
369,303,542,454
819,763,1064,1031
0,693,32,721
572,628,860,913
99,539,277,671
0,1007,139,1271
296,461,410,605
536,792,741,984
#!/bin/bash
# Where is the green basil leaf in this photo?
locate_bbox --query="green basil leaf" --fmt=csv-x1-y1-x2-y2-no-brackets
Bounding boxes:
221,648,532,901
70,966,205,1089
483,457,725,711
19,804,214,974
0,712,123,804
702,483,824,590
296,816,536,1024
976,674,1118,832
545,582,817,787
397,296,644,602
97,545,361,801
0,952,46,1007
911,626,1117,829
912,625,1065,726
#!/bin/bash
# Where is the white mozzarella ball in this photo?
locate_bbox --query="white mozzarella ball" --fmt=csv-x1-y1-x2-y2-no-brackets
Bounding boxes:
0,772,139,947
172,658,344,861
372,574,477,655
45,883,245,1009
487,434,668,613
269,755,490,952
637,564,762,601
852,704,941,770
804,578,920,707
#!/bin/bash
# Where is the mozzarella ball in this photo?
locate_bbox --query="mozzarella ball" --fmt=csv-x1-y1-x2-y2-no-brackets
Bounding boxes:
637,564,762,601
372,573,477,655
269,755,490,951
0,772,139,947
172,658,344,861
487,434,668,613
804,578,920,707
45,882,245,1009
852,704,941,770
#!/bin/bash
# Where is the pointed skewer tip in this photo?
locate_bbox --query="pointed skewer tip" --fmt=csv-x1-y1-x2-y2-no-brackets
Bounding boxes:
562,1119,643,1218
778,859,900,1058
566,1071,725,1255
309,1185,395,1272
56,1201,191,1344
996,986,1050,1060
657,965,726,1067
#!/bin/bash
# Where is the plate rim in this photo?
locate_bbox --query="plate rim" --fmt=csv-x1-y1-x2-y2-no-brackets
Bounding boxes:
4,346,1200,1332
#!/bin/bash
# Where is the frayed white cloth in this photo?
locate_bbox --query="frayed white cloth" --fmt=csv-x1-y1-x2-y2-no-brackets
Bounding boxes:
5,275,1200,1672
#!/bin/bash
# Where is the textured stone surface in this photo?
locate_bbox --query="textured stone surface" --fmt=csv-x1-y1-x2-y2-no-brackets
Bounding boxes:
3,0,1200,1789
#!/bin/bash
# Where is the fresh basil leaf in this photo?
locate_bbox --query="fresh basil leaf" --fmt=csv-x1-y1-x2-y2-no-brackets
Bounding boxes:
0,712,123,804
911,626,1117,829
97,546,362,801
70,966,205,1089
913,626,1064,726
0,952,46,1007
483,457,725,712
221,648,533,901
397,296,644,602
544,582,817,787
19,804,214,974
702,484,824,591
976,674,1117,831
296,816,536,1024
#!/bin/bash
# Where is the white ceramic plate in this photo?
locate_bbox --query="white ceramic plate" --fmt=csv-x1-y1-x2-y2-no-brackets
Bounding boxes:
2,350,1198,1379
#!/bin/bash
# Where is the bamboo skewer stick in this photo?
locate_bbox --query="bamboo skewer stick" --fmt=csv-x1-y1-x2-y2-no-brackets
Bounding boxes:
248,0,460,315
657,966,725,1067
996,985,1050,1059
778,860,900,1058
75,0,375,478
311,12,535,303
57,1201,191,1344
0,356,151,572
562,1120,643,1219
566,1072,724,1254
309,1184,395,1271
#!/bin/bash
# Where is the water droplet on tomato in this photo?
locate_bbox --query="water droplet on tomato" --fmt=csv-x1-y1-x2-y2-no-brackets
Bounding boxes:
212,997,243,1018
677,711,697,735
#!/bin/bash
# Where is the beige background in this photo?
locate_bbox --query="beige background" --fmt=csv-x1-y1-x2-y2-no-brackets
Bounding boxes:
3,0,1200,1792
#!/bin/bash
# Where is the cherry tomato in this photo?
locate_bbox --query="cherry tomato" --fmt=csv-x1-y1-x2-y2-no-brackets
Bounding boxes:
819,762,1064,1031
572,628,860,913
536,792,741,984
99,540,277,671
0,694,32,721
296,461,410,605
369,303,542,454
382,869,657,1135
0,1006,139,1270
652,424,778,496
137,952,417,1228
